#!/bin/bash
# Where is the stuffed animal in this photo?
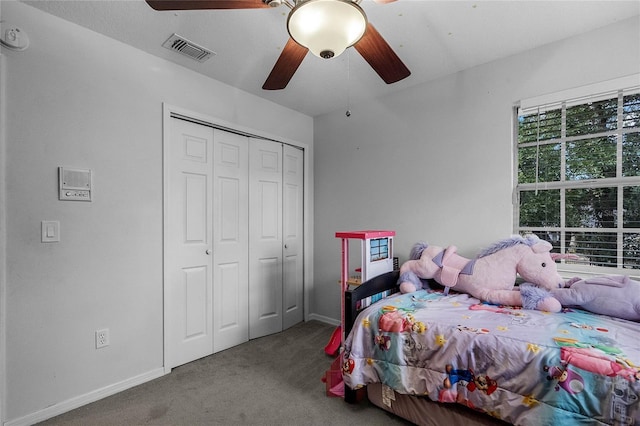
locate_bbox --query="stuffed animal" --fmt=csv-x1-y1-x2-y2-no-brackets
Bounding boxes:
397,235,566,312
550,275,640,321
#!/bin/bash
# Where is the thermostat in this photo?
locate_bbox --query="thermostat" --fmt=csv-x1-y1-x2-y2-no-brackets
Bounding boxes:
59,167,92,201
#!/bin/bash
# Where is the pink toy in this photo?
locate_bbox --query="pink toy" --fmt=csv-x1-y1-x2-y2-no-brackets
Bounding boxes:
397,235,566,312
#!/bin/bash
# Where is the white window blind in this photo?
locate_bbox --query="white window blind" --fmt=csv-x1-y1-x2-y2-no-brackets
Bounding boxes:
514,77,640,274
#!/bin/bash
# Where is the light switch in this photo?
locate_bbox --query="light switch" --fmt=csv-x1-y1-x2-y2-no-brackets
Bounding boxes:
41,221,60,243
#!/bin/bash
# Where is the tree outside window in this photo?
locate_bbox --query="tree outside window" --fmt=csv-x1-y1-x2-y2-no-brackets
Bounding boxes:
515,91,640,271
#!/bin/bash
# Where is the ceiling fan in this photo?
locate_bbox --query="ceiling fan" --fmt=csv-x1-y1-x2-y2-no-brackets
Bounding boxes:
145,0,411,90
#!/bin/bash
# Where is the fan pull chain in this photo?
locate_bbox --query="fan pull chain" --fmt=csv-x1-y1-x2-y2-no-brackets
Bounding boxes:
346,51,352,117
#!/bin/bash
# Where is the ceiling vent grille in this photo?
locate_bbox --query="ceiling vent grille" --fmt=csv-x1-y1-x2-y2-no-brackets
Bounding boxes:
162,34,215,63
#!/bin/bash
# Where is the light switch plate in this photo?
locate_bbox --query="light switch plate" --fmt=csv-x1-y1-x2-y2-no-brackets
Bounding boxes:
41,221,60,243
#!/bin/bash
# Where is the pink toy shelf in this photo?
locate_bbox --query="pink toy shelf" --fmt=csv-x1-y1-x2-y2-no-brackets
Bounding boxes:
324,230,395,359
335,230,395,289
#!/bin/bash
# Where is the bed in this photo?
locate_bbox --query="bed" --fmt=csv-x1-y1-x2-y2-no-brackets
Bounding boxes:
342,270,640,425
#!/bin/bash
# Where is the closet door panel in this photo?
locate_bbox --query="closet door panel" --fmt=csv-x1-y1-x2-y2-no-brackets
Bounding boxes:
249,139,283,339
213,130,249,353
282,145,304,330
167,118,214,368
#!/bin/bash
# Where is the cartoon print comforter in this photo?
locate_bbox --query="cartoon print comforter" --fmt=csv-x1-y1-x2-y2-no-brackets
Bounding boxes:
343,288,640,425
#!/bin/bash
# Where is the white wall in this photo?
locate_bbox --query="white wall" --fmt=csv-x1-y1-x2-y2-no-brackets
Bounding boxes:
0,2,312,424
312,17,640,321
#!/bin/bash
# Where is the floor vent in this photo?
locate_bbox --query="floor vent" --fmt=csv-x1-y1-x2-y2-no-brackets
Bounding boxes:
162,34,215,63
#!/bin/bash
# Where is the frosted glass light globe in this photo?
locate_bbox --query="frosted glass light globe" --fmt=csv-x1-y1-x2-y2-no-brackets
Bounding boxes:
287,0,367,59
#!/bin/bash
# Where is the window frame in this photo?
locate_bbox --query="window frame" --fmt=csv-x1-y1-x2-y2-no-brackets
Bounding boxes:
514,76,640,278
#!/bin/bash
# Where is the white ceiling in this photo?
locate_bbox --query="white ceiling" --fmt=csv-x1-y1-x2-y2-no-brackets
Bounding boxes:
21,0,640,117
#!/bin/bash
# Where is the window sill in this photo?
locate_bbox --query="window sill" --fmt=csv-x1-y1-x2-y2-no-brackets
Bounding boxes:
557,264,640,281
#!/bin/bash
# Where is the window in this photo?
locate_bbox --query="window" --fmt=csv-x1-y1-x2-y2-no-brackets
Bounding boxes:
515,83,640,272
369,238,389,262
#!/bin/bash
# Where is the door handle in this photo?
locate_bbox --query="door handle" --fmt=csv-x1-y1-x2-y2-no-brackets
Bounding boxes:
206,249,212,255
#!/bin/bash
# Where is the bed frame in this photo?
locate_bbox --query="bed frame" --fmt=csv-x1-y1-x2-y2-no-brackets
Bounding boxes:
344,270,401,338
343,270,507,425
344,270,400,404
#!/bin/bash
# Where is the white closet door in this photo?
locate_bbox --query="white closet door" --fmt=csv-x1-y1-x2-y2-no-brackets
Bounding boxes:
166,115,305,365
212,130,249,352
167,118,214,368
282,145,304,330
249,139,283,339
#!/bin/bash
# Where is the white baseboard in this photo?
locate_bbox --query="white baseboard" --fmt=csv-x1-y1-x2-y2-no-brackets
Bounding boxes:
4,367,166,426
307,313,340,327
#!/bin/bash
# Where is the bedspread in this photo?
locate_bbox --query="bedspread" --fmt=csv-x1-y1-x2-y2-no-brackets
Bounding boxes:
343,288,640,425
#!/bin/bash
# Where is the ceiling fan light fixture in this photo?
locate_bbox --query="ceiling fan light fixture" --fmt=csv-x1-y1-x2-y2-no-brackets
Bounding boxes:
287,0,367,59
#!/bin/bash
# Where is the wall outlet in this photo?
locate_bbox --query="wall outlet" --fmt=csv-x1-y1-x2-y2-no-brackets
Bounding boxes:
95,328,109,349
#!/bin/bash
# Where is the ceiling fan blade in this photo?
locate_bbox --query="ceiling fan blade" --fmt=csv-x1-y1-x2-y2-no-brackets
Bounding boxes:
263,38,308,90
146,0,270,11
354,23,411,84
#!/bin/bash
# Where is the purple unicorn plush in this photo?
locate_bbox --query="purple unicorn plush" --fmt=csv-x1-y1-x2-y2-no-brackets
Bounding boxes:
397,235,566,312
550,275,640,321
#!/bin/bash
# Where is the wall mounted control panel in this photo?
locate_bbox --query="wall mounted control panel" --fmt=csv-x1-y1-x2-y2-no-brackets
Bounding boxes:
59,167,92,201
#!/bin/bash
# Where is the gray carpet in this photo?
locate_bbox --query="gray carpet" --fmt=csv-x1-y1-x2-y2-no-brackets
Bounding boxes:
39,321,412,425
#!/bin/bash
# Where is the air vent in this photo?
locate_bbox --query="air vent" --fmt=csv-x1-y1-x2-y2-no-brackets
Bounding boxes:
162,33,215,63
